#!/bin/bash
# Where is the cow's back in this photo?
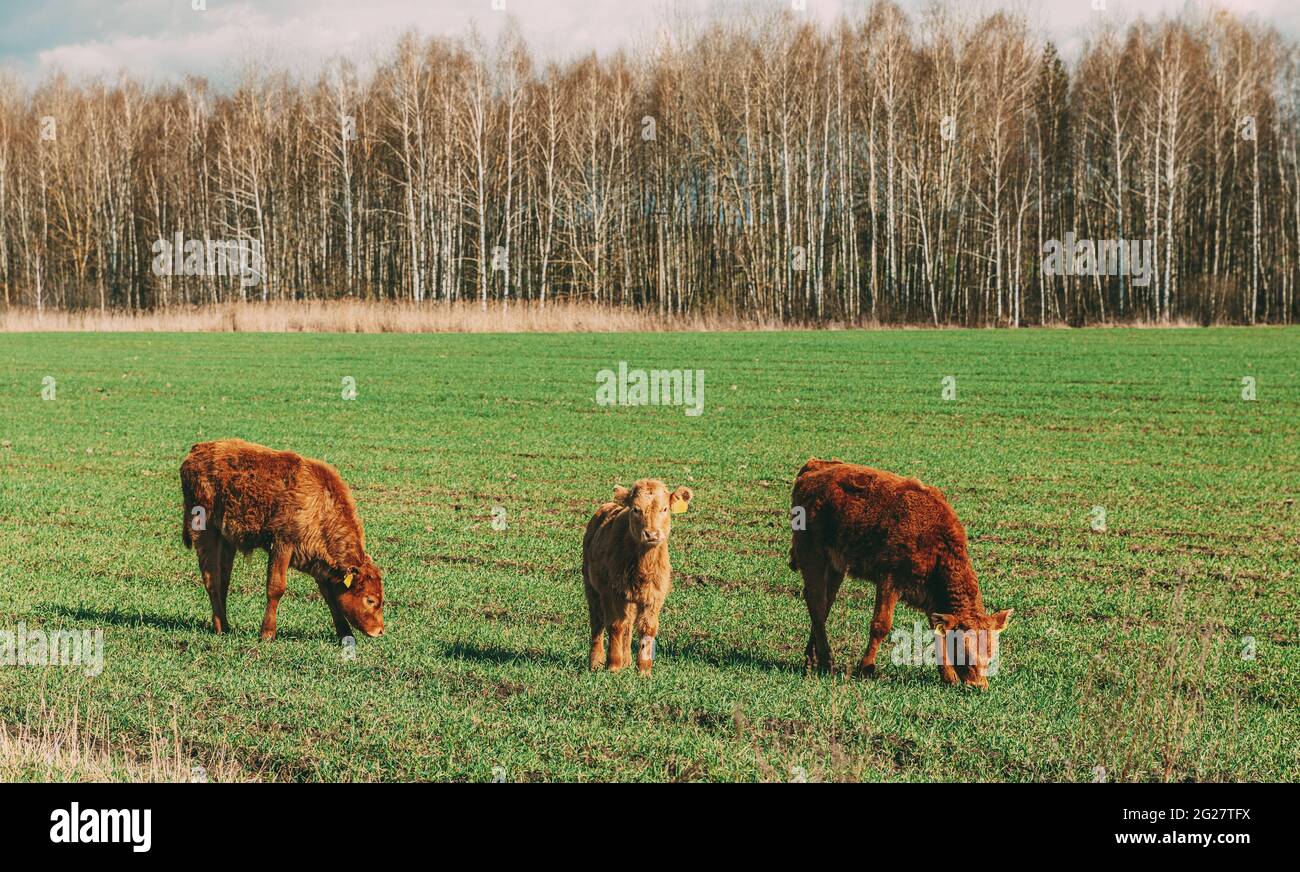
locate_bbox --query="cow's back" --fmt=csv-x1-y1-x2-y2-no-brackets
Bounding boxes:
792,458,966,588
181,439,308,552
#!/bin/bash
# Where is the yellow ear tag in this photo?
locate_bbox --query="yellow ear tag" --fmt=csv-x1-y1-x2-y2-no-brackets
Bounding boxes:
343,572,354,589
671,501,688,514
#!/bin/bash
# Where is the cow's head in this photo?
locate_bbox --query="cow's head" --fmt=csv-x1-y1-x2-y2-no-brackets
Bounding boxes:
930,609,1013,688
614,480,693,548
337,557,385,637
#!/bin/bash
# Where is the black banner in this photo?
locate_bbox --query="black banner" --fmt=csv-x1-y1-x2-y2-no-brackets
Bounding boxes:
2,783,1280,858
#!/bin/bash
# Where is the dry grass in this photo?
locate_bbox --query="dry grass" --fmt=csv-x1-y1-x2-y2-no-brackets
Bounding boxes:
0,301,1234,332
1069,585,1246,783
0,300,802,333
0,695,253,782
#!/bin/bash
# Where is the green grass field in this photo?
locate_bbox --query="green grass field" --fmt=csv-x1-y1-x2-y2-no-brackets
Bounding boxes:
0,327,1296,781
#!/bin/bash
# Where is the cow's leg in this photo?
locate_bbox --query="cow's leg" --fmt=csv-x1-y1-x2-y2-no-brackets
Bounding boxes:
217,542,235,626
314,576,353,640
606,600,636,673
802,558,842,673
259,546,291,641
584,580,606,671
196,533,229,634
635,599,663,676
799,555,825,670
936,628,961,685
856,579,900,678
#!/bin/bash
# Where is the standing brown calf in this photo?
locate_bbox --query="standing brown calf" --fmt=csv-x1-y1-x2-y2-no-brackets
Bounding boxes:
582,480,693,675
180,439,385,641
789,458,1011,687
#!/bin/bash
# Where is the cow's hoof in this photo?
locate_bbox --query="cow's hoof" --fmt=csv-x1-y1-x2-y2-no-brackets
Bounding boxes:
258,630,276,642
855,663,878,679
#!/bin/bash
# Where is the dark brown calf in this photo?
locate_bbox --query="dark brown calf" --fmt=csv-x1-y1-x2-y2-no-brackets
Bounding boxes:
789,458,1011,687
180,439,384,641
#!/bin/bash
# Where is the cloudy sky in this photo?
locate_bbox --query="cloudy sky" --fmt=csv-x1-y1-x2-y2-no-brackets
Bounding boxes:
0,0,1294,88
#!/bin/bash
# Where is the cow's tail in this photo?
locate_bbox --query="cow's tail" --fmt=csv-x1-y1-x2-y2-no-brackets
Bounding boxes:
788,495,802,573
788,458,836,572
181,483,194,549
180,462,196,549
788,479,803,573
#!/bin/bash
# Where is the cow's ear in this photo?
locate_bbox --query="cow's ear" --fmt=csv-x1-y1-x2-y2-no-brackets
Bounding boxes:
989,609,1014,632
930,613,958,633
612,485,630,504
671,486,693,505
343,566,361,589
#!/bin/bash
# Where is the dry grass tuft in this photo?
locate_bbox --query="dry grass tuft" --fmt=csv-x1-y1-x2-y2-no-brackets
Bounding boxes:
1069,585,1246,783
0,696,253,782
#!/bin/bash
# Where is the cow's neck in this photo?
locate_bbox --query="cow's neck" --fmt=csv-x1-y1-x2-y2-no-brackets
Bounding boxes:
941,573,984,618
301,542,364,577
931,545,985,618
333,545,366,573
322,516,365,569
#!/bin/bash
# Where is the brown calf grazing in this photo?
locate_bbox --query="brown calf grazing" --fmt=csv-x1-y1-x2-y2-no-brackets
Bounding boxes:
789,458,1011,687
180,439,384,641
582,480,693,675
